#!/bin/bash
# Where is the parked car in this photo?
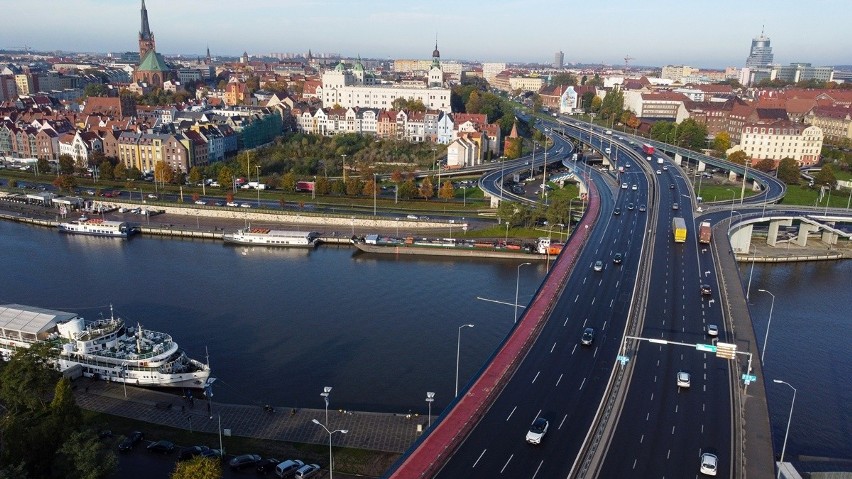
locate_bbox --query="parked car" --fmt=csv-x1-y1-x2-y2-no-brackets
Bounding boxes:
226,201,239,207
275,459,305,478
147,440,175,454
194,200,206,205
229,454,262,470
677,371,691,388
179,445,212,461
581,327,595,345
118,431,143,452
255,457,280,474
525,417,549,444
700,453,718,476
294,463,321,479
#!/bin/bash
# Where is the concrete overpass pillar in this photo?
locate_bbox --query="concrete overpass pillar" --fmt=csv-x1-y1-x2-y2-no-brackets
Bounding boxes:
697,161,706,172
796,223,818,246
490,196,500,208
766,218,792,247
821,230,838,245
730,224,753,253
674,153,683,166
728,170,738,182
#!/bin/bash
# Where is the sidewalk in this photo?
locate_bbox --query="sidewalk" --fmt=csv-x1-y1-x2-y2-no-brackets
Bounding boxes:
74,379,420,453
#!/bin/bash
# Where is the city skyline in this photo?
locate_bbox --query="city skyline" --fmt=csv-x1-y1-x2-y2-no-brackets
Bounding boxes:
1,0,850,68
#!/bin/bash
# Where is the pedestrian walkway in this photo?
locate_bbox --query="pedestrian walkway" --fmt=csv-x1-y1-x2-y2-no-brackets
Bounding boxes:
74,380,420,453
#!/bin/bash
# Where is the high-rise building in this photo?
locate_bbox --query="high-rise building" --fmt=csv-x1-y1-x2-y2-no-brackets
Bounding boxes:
554,51,564,69
745,29,774,68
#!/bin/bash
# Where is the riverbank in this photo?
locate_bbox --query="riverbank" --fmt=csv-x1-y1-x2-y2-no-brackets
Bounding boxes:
734,240,852,263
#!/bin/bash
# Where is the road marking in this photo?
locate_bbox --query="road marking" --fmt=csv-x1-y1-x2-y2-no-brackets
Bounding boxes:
602,320,607,330
531,460,544,479
575,295,579,303
703,403,706,412
579,378,586,390
473,449,486,468
675,405,679,413
563,317,569,327
633,459,638,469
667,449,671,459
646,413,650,421
583,277,587,284
500,454,513,473
598,279,603,286
582,319,588,327
556,373,563,387
551,342,557,353
616,280,620,288
639,434,644,444
672,426,676,435
701,424,704,434
591,297,596,305
609,299,614,308
650,393,654,401
532,371,540,383
506,406,518,422
593,346,598,357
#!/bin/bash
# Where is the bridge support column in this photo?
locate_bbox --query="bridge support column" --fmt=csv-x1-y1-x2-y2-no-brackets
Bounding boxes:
796,223,818,246
821,230,838,245
730,224,753,253
490,196,500,208
766,219,792,247
728,170,738,182
673,153,683,166
697,160,706,172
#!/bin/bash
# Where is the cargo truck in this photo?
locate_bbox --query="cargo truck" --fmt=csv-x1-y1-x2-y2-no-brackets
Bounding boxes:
672,217,687,243
642,143,655,156
698,221,712,244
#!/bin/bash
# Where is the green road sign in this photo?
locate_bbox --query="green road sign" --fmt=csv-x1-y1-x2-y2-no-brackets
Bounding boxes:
696,343,717,352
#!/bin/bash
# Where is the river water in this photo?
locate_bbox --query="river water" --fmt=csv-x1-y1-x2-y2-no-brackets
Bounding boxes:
1,220,848,461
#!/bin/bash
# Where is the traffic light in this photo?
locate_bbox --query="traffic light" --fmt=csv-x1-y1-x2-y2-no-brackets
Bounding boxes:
716,342,737,359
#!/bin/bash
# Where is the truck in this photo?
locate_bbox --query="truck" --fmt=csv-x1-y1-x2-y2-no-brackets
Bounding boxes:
642,143,655,156
698,221,712,244
672,217,687,243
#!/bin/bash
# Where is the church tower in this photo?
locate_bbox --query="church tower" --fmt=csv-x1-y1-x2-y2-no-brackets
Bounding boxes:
138,0,156,59
428,39,443,88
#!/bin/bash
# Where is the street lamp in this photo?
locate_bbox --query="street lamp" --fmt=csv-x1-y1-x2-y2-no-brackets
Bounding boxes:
373,173,377,216
758,289,775,364
320,386,332,425
541,129,550,204
499,155,506,200
255,165,261,207
772,379,797,479
515,263,531,323
311,418,347,479
746,244,757,301
341,154,347,182
567,195,582,236
425,392,435,428
455,324,474,397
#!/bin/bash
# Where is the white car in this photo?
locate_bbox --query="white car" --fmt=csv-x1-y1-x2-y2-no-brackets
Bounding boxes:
406,214,420,220
700,453,718,476
593,260,603,271
706,324,719,337
663,165,669,171
240,203,252,208
631,184,638,191
656,170,661,175
147,194,158,199
226,202,239,207
677,371,691,388
194,200,206,205
604,148,611,154
525,417,549,444
621,183,628,189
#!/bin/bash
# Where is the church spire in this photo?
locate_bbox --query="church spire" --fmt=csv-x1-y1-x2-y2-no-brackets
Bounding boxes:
140,0,152,40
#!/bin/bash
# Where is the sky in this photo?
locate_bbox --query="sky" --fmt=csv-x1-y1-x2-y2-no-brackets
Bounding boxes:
1,0,850,68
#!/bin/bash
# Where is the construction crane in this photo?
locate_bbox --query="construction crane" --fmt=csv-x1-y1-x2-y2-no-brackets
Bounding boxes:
624,55,634,69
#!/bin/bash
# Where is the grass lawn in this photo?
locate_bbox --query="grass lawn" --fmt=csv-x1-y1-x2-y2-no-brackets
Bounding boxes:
781,184,852,208
695,184,758,203
834,169,852,181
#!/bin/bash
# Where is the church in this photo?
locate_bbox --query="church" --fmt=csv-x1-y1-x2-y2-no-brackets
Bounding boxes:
132,0,174,89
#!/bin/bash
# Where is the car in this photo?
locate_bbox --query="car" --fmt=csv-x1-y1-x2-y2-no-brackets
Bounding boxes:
700,284,712,296
194,200,206,205
621,182,628,189
672,203,679,210
525,417,549,444
631,184,638,190
625,163,631,168
85,190,96,195
677,371,691,388
226,201,239,207
406,214,420,220
639,204,646,212
229,454,262,470
700,453,718,476
294,463,321,479
613,208,621,215
178,445,213,461
670,183,675,189
663,165,669,171
275,459,305,478
255,457,280,474
627,203,634,210
706,324,719,336
147,440,175,454
604,148,611,154
656,169,662,175
147,194,158,199
613,253,623,264
240,203,252,208
118,431,144,452
593,261,603,272
581,327,595,345
214,201,225,207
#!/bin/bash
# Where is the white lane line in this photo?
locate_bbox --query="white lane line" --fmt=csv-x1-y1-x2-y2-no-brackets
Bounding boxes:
583,277,587,284
603,320,607,330
591,297,596,305
571,344,577,355
633,459,638,469
473,449,486,468
609,299,614,308
582,319,588,327
563,317,569,327
500,454,513,474
650,393,654,401
593,346,598,357
556,373,563,387
675,405,679,413
616,280,620,288
667,449,671,459
575,294,580,303
551,342,557,353
701,424,705,434
672,426,676,435
559,414,568,429
531,460,544,479
646,412,650,421
598,279,603,286
579,378,586,390
640,434,644,444
506,406,517,421
532,371,540,383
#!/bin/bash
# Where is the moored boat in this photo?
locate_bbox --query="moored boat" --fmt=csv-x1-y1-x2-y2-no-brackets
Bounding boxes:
351,234,552,260
223,228,319,248
58,217,138,238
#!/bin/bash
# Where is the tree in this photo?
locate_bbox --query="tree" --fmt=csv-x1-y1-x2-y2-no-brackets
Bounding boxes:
438,180,455,201
754,158,776,173
649,121,675,143
675,119,708,150
398,179,417,200
126,166,142,181
83,83,109,98
390,170,404,184
50,377,82,433
188,166,203,185
98,160,114,181
581,92,595,112
813,164,837,188
418,177,434,200
59,155,75,175
113,162,126,181
465,90,483,114
545,196,571,227
0,342,56,413
218,167,234,190
713,132,731,155
550,73,577,87
599,90,624,121
56,430,117,479
362,177,378,197
590,96,602,113
727,150,749,165
504,137,522,160
345,178,362,196
280,171,297,192
53,175,77,192
315,176,330,195
154,161,174,185
37,158,50,176
391,98,427,112
777,157,801,184
171,456,222,479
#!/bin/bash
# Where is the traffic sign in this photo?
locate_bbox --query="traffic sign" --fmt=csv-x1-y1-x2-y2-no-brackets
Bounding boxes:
696,343,717,352
741,374,757,382
716,342,737,359
616,355,630,365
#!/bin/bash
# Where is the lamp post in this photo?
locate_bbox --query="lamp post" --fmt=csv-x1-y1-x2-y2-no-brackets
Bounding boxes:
499,155,506,200
373,173,377,216
772,379,796,478
568,196,582,236
320,386,332,426
425,392,435,428
311,418,347,479
341,154,347,182
758,289,775,364
530,142,536,179
541,129,550,204
515,263,531,323
255,165,261,207
455,324,474,397
824,187,832,216
746,244,757,301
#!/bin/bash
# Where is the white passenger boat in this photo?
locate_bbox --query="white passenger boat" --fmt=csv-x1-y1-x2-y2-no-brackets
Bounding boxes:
58,217,138,238
223,227,319,248
0,304,211,389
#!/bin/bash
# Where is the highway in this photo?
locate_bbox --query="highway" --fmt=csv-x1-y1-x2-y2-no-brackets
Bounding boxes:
433,129,652,477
